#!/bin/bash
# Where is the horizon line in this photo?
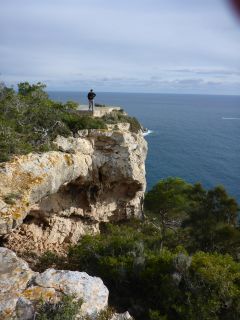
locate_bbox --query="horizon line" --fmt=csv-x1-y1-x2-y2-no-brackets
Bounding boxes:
47,90,240,97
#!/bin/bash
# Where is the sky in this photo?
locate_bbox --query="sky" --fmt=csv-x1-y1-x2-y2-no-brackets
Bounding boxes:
1,0,240,94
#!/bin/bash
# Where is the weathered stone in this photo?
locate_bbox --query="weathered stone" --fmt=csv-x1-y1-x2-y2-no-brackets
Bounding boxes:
2,127,147,256
15,297,35,320
0,118,146,319
0,247,34,319
0,248,109,319
35,268,109,317
4,215,99,256
111,311,133,320
22,286,57,302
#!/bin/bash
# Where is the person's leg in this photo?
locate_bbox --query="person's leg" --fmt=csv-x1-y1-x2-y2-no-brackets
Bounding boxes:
92,99,95,111
88,99,91,110
90,100,93,111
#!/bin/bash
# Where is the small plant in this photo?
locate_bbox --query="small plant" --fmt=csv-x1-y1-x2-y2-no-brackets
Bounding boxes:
95,307,115,320
102,111,142,133
95,103,107,108
36,297,116,320
3,192,22,205
61,113,107,133
0,82,109,162
149,310,167,320
36,295,82,320
65,100,79,110
34,251,65,272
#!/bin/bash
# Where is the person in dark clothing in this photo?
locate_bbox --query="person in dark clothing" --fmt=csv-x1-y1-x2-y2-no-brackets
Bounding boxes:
87,89,96,111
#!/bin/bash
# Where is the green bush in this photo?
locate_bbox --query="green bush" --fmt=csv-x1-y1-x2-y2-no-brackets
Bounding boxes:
95,103,107,108
102,110,142,133
3,192,22,205
27,177,240,320
67,221,240,320
62,113,106,133
36,295,115,320
0,82,143,162
64,178,240,320
94,307,115,320
34,251,66,272
145,178,240,256
36,295,82,320
0,82,109,162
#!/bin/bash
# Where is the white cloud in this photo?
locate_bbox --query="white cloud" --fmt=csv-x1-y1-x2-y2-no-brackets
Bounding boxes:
1,0,240,94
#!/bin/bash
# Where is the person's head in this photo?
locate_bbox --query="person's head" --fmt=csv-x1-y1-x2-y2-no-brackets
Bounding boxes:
90,89,93,92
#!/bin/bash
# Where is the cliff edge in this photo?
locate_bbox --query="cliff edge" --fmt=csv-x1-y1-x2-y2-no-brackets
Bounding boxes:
0,123,147,256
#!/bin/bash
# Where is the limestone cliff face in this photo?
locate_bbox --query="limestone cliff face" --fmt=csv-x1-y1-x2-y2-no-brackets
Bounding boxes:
0,123,147,255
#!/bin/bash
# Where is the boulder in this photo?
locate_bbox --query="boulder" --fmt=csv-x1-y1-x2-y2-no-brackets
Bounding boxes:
0,248,109,319
35,269,109,317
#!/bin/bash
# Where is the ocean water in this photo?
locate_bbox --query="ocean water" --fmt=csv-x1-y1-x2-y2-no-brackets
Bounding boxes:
49,92,240,202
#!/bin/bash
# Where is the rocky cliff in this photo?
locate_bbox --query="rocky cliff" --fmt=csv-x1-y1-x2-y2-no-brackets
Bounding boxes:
0,120,146,319
0,123,147,257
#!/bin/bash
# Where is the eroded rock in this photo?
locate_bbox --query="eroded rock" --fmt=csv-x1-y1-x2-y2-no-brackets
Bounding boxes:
35,269,109,317
0,248,109,319
1,127,147,256
0,247,34,319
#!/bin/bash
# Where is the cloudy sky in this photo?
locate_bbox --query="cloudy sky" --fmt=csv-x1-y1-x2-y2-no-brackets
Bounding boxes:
1,0,240,94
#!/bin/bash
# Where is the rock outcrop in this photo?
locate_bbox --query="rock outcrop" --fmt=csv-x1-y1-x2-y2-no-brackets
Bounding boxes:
111,312,133,319
0,124,147,255
0,247,109,320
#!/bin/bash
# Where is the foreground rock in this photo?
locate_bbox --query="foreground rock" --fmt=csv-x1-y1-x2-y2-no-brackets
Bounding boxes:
0,125,147,255
0,247,109,319
111,312,133,319
35,269,108,316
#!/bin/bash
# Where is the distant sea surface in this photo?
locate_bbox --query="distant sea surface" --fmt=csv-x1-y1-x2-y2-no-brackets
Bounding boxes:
49,92,240,202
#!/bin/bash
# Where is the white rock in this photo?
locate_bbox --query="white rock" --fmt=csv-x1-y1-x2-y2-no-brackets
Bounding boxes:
35,268,109,317
0,248,109,319
0,248,34,319
111,311,133,320
2,126,147,256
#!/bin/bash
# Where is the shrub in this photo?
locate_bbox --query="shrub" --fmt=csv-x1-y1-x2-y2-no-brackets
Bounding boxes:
145,179,240,256
95,103,107,108
102,111,142,133
36,295,82,320
34,251,66,272
0,82,108,162
94,307,115,320
67,216,240,320
36,296,115,320
3,192,22,205
0,82,142,162
62,113,106,133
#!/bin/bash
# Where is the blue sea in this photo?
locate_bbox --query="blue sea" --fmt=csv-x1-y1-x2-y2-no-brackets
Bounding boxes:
49,92,240,202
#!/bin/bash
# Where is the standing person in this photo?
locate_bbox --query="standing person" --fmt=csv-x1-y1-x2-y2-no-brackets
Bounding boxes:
87,89,96,111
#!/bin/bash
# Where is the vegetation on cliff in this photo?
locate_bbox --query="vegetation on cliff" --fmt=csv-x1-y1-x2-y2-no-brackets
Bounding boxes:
0,81,141,162
0,82,105,162
102,110,142,133
2,81,239,319
36,296,114,320
37,178,240,320
36,295,82,320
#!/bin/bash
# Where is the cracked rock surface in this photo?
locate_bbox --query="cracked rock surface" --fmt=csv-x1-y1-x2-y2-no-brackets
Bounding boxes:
0,247,109,320
0,126,147,255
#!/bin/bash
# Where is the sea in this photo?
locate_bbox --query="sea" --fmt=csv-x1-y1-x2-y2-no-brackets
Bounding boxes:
49,92,240,203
